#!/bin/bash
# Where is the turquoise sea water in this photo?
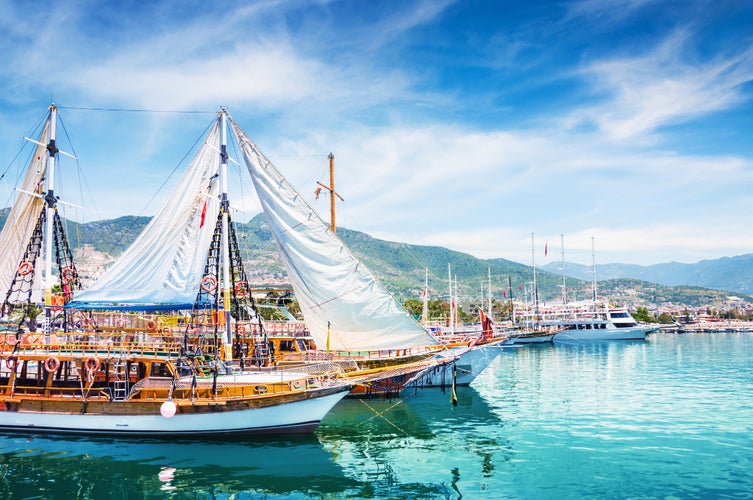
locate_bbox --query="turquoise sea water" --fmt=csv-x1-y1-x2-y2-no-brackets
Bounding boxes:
2,332,752,498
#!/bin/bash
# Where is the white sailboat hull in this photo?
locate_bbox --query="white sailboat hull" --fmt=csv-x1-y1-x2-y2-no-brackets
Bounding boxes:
406,342,503,389
553,327,650,342
0,389,348,437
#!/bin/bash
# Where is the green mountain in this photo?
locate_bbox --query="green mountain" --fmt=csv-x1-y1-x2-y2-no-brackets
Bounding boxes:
1,208,747,308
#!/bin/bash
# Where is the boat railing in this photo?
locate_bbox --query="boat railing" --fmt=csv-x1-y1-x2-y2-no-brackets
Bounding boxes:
0,383,111,400
1,337,183,358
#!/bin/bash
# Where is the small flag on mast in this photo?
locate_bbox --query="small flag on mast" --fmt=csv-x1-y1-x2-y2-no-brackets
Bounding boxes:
199,200,208,228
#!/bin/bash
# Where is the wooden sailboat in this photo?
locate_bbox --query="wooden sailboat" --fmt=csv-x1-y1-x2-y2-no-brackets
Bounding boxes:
0,106,351,436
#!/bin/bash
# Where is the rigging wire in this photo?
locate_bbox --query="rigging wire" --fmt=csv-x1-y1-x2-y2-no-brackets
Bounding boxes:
56,113,87,255
226,130,251,265
0,111,48,209
82,117,217,278
56,105,214,115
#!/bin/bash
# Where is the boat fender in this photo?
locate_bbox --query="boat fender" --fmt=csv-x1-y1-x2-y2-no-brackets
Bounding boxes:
146,320,158,332
84,357,100,373
44,356,60,373
160,400,177,418
200,275,218,293
18,261,34,276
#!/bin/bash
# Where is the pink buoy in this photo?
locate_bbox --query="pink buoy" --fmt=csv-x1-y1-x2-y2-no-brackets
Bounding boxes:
160,400,177,418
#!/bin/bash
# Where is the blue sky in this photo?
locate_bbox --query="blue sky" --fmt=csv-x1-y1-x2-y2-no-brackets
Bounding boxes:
1,0,752,267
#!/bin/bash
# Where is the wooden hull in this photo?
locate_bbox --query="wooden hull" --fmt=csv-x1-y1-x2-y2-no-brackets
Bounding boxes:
0,385,348,436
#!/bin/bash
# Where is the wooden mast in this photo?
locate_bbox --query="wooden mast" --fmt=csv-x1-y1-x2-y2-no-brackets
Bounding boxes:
316,153,344,233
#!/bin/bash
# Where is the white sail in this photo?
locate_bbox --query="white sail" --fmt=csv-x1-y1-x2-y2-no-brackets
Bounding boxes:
70,121,221,309
230,119,438,351
0,120,49,300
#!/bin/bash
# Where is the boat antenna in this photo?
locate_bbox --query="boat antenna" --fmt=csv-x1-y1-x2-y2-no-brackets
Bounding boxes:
316,153,344,233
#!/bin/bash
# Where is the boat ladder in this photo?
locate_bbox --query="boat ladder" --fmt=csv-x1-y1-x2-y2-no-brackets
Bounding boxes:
251,338,271,365
112,352,129,401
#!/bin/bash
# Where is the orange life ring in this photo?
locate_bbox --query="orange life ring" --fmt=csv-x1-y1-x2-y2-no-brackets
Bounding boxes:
84,357,100,373
18,261,34,276
44,356,60,373
146,320,158,332
61,266,76,283
237,324,246,334
115,319,125,328
200,275,218,293
234,281,248,298
6,356,18,370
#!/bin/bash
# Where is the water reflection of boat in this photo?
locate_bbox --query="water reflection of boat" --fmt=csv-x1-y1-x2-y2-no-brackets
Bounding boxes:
317,386,509,498
0,433,354,497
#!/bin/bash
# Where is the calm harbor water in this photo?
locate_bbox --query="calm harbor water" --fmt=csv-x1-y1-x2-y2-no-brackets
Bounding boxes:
2,332,752,499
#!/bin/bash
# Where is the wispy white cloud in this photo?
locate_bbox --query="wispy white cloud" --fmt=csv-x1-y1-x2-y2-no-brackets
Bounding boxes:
2,0,753,268
568,31,753,140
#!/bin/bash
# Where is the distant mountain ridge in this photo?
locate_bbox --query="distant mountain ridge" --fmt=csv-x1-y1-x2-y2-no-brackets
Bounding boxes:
541,256,753,295
1,207,749,307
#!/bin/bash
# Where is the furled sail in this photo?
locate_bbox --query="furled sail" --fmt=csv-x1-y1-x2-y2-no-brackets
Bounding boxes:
69,121,221,310
0,120,49,300
230,119,438,351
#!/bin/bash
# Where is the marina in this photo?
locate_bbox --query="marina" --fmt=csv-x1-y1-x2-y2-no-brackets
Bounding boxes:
1,1,752,497
1,331,751,498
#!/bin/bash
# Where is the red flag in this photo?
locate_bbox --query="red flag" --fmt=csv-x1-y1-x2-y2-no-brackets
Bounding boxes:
478,308,493,340
544,242,548,257
503,290,507,297
199,200,207,228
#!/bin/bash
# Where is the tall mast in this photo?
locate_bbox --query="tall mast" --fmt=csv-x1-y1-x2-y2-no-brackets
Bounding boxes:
448,264,454,335
421,268,429,327
508,276,515,325
487,266,493,319
454,274,459,328
316,153,344,233
531,232,539,317
560,234,567,306
219,109,233,374
591,236,598,307
43,105,58,338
